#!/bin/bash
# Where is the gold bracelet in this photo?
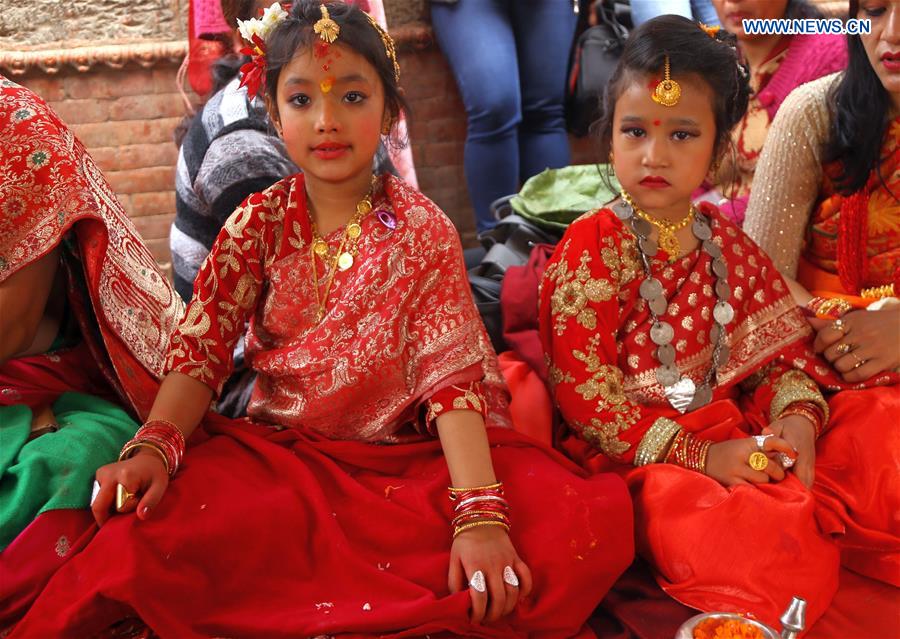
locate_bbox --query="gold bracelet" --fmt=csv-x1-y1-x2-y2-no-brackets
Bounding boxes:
118,441,170,475
447,481,503,493
452,520,510,539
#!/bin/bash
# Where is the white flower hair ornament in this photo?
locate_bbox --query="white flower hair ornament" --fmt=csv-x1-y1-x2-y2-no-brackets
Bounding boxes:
236,2,290,99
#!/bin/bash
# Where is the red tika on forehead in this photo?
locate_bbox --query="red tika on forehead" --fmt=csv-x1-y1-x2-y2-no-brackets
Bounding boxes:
314,40,330,59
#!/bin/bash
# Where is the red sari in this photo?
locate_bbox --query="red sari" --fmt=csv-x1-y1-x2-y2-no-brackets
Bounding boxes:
0,77,183,627
9,174,634,638
538,204,899,630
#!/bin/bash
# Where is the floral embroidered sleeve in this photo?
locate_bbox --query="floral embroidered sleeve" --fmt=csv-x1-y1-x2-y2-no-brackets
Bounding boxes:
423,381,488,435
165,192,282,395
539,212,688,466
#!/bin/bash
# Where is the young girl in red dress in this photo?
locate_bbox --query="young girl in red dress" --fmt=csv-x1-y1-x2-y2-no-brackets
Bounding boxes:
7,3,632,637
539,15,899,631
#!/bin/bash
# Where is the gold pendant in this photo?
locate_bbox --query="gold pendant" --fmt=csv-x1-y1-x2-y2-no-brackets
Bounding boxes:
357,199,372,215
347,223,362,239
653,79,681,107
658,229,680,259
313,239,329,257
337,252,354,271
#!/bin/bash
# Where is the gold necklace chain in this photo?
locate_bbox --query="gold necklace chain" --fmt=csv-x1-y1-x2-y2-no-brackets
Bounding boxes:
620,190,694,262
309,175,378,323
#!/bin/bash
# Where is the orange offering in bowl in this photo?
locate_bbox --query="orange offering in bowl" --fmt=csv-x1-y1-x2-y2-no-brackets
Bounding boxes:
693,617,766,639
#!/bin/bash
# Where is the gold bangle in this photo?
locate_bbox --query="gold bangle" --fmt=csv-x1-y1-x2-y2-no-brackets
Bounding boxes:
118,441,170,475
452,520,510,539
447,481,503,493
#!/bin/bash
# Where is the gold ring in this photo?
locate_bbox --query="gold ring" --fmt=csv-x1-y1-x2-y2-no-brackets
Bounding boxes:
115,484,137,513
836,343,852,355
851,352,866,370
831,318,847,335
748,451,769,471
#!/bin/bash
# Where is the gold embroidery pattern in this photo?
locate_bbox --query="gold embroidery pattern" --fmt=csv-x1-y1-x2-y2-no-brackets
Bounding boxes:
567,334,638,459
545,242,616,336
770,369,829,425
634,417,682,466
1,81,183,381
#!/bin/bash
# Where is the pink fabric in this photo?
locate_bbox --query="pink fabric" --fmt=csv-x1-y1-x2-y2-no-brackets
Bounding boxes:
759,34,846,121
192,0,231,39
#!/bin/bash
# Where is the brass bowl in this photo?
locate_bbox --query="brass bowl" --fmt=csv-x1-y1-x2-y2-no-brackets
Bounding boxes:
675,612,780,639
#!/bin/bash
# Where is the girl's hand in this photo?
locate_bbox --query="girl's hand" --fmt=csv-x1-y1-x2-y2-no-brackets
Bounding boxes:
92,450,169,526
448,525,533,625
705,435,794,486
810,308,900,382
763,414,816,488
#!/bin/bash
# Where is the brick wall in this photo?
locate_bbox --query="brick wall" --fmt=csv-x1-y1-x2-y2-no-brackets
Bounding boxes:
14,42,600,266
17,65,185,268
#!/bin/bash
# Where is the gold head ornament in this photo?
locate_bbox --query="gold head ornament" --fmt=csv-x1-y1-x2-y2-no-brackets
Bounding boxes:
652,55,681,107
364,13,400,83
314,4,340,43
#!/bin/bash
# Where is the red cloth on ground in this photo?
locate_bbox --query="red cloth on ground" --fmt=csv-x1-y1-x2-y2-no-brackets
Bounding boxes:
498,351,553,446
8,420,634,638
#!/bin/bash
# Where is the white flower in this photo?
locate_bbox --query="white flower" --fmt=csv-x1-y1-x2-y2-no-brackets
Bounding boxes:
238,2,288,44
237,17,264,44
260,2,289,32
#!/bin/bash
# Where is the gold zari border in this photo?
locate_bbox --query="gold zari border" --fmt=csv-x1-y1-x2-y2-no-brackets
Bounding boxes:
634,417,682,466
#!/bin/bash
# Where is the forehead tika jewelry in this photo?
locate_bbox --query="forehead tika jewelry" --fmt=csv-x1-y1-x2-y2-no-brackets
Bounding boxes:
651,55,681,107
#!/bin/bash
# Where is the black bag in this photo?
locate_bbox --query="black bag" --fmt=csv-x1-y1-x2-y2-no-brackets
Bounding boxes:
566,0,631,137
467,213,559,353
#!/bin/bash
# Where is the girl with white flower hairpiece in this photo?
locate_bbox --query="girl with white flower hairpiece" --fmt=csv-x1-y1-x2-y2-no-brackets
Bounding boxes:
10,2,634,637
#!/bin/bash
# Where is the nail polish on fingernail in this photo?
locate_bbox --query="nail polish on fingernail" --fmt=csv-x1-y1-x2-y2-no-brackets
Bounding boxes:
140,506,150,517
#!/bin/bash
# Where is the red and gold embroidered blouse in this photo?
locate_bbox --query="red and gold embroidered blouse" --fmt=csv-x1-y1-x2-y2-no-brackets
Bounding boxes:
166,173,507,442
539,204,894,466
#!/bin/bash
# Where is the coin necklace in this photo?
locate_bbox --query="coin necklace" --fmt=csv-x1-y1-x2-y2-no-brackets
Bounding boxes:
308,174,378,323
611,193,735,413
621,190,693,262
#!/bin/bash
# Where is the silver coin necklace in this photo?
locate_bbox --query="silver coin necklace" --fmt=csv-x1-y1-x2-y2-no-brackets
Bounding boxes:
611,194,734,413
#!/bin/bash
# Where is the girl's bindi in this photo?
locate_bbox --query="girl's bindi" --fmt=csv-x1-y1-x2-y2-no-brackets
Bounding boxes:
653,119,661,127
320,76,335,94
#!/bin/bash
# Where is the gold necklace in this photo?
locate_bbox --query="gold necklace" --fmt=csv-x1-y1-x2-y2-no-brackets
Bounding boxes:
620,190,694,262
308,175,378,323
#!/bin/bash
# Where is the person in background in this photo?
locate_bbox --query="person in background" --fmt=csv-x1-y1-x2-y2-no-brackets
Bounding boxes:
430,0,578,232
629,0,720,27
744,0,900,384
0,77,183,630
699,0,846,225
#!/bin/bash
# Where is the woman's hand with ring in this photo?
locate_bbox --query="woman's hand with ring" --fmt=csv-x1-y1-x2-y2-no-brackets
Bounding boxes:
764,414,815,488
810,308,900,382
92,449,169,526
704,435,794,486
448,524,532,624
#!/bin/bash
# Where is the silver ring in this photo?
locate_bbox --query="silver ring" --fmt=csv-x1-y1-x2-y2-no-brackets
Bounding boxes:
778,452,796,469
503,565,519,588
753,433,772,451
90,480,101,506
469,570,486,593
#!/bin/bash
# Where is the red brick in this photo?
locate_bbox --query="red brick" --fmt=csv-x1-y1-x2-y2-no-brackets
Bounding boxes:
63,68,175,100
423,141,462,167
89,143,178,173
47,99,110,125
132,212,176,242
105,167,175,194
131,191,176,217
19,75,66,101
427,118,466,142
109,93,188,121
72,117,182,148
145,238,174,272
